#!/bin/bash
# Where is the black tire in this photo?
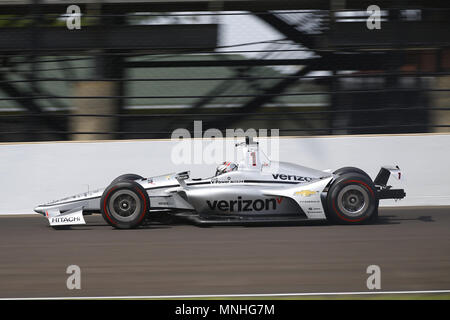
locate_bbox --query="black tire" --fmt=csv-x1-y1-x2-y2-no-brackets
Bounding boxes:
326,173,379,225
333,167,371,181
101,181,150,229
110,173,144,185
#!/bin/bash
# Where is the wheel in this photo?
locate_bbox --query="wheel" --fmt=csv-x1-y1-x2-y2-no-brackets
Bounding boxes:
326,173,379,224
101,181,150,229
110,173,144,185
333,166,371,180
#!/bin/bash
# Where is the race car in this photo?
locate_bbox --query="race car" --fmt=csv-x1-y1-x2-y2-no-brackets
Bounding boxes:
34,137,405,229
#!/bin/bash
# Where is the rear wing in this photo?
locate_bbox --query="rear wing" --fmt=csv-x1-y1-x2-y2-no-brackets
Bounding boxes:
374,166,406,200
374,165,402,186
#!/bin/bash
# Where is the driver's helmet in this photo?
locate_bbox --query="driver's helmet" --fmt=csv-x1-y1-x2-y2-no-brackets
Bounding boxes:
215,161,238,176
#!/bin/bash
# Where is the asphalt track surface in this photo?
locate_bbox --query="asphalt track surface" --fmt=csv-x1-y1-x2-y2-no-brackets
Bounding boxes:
0,207,449,298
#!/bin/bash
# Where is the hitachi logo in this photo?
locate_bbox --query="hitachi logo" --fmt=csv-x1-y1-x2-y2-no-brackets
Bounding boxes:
51,216,81,223
206,196,284,212
272,174,313,182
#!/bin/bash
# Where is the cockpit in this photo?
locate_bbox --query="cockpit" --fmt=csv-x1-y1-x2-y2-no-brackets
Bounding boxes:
215,161,239,176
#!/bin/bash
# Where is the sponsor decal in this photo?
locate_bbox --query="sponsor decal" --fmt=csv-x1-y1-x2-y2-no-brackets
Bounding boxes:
272,174,313,182
206,196,284,212
251,152,257,166
48,209,85,226
305,206,323,215
51,216,81,224
298,200,320,204
210,177,245,184
294,190,318,197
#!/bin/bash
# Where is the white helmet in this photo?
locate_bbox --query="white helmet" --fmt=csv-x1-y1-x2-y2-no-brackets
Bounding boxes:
215,161,238,176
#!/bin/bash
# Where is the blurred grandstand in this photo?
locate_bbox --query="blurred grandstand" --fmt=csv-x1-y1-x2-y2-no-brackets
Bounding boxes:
0,0,449,141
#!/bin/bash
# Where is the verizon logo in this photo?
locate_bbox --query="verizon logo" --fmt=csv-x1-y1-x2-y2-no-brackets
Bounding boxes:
206,197,283,212
272,174,313,182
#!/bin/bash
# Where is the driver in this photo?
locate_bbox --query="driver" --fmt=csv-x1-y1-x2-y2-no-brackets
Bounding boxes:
215,161,238,176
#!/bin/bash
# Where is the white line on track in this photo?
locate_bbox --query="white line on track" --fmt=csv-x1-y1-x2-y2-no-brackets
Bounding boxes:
2,290,450,300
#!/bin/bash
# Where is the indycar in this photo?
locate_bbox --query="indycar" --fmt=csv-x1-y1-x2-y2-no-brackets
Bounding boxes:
34,137,405,229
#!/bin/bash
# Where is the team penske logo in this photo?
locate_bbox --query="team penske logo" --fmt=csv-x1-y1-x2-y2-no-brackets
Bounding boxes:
210,177,244,184
206,196,284,212
294,190,318,197
272,174,313,182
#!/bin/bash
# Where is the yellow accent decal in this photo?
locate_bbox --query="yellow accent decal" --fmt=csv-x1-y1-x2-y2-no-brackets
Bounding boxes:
294,190,318,197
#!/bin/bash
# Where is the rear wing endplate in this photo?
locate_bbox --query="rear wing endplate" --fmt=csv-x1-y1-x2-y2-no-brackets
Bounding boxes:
374,165,401,186
374,166,406,200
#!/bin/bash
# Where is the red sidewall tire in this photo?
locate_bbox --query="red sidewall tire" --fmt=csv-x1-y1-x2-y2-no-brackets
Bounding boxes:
326,173,379,225
110,174,144,185
101,181,149,229
333,167,371,181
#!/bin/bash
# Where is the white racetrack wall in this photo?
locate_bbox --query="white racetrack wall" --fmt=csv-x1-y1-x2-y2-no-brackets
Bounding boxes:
0,133,448,214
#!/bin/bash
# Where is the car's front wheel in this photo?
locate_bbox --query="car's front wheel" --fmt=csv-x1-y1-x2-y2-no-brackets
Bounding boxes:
101,181,149,229
110,173,144,185
326,173,379,224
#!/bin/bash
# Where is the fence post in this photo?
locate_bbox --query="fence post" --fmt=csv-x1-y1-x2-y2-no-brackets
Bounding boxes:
71,81,118,140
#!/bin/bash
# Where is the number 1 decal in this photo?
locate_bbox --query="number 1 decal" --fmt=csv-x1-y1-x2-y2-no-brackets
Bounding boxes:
251,152,256,166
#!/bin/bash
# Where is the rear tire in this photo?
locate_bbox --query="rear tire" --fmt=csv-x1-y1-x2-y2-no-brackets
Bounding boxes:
110,174,144,185
333,167,371,180
101,181,149,229
326,173,378,224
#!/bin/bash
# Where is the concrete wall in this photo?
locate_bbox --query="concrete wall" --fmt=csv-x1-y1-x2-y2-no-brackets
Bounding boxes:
0,134,449,214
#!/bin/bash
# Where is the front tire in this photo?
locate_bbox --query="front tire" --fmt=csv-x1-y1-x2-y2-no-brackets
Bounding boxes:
101,181,149,229
110,173,144,185
326,173,378,224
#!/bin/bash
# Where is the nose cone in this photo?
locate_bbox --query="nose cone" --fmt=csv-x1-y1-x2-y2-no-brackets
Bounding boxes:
34,205,45,214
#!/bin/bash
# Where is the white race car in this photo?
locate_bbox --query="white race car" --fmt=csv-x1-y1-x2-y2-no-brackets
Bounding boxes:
35,137,405,229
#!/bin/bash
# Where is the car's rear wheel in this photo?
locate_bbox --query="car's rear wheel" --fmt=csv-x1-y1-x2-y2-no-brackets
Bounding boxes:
326,173,378,224
110,173,144,185
333,167,371,180
101,181,149,229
